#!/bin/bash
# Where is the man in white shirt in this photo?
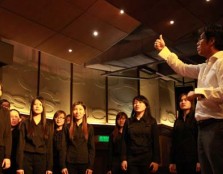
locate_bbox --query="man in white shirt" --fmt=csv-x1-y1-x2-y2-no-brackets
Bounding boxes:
154,24,223,174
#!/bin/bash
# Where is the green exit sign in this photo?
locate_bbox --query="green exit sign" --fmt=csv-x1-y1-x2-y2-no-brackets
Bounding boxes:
98,135,109,142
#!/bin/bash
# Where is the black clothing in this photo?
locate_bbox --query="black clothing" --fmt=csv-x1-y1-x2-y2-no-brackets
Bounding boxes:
128,165,152,174
23,152,47,174
61,123,95,173
0,108,11,174
0,147,5,174
121,115,160,174
16,119,53,172
170,111,199,174
67,163,88,174
4,125,20,174
0,108,11,158
175,162,197,174
107,131,125,174
53,128,64,174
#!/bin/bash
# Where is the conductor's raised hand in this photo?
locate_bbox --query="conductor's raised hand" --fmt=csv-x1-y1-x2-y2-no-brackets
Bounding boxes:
154,34,165,51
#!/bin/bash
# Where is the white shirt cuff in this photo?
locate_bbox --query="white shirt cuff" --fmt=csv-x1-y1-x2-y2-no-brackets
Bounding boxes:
158,46,171,61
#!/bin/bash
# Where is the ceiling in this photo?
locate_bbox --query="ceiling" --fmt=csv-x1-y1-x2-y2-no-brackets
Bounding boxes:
0,0,223,82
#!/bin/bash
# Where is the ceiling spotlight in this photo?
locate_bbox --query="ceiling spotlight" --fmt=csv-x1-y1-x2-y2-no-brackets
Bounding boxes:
93,31,99,37
169,20,175,25
68,49,72,53
120,9,124,14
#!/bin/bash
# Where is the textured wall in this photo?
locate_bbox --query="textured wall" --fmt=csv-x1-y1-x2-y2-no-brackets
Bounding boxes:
1,47,177,126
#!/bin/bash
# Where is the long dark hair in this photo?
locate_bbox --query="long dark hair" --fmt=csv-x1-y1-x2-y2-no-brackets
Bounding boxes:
69,101,88,140
27,96,48,140
112,112,128,142
131,95,154,122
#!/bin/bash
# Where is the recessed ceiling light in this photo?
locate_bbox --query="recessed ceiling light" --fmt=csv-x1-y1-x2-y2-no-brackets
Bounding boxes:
68,49,72,53
206,0,211,2
169,20,175,25
93,31,99,37
120,9,124,14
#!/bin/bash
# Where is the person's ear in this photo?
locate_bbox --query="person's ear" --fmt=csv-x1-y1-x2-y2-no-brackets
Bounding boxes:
209,37,215,46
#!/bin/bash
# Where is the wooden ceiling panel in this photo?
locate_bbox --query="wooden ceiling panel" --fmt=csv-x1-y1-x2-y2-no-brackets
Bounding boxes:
62,13,127,51
37,34,101,65
0,0,85,31
106,0,181,25
0,9,55,47
178,0,223,24
0,0,222,68
66,0,97,11
149,8,203,41
107,0,203,41
87,0,140,33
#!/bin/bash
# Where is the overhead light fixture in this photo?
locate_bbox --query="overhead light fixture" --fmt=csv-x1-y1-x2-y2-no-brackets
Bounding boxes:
93,30,99,37
68,49,72,53
169,20,175,25
120,9,124,14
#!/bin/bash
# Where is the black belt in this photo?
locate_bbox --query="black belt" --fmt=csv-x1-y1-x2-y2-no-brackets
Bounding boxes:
197,118,223,127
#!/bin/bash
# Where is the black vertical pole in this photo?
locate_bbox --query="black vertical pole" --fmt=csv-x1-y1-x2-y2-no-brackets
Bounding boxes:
174,81,177,118
70,63,73,114
137,67,140,95
37,51,41,96
105,76,108,123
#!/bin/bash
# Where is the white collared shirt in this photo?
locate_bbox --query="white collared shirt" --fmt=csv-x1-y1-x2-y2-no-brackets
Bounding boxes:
159,47,223,121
